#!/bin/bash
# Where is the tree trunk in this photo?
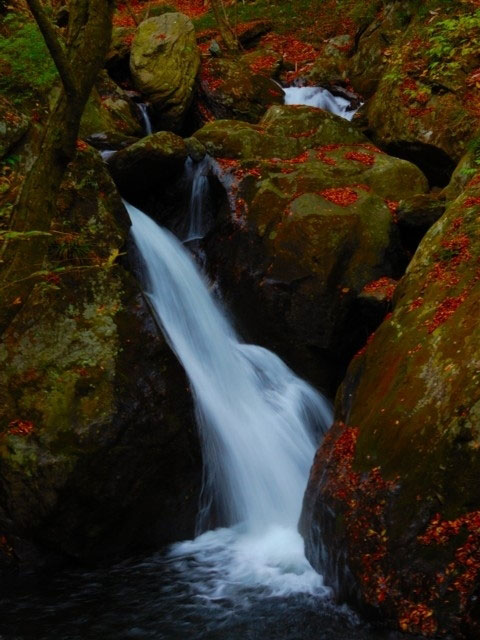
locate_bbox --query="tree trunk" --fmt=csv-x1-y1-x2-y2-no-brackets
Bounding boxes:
0,0,114,331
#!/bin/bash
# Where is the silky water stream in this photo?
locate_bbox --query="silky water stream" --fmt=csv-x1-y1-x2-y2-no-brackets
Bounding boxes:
0,154,406,640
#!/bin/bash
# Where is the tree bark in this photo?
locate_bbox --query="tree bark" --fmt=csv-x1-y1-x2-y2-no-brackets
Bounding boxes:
210,0,238,52
0,0,114,331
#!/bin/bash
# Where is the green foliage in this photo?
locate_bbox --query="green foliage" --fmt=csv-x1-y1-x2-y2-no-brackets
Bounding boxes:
193,0,325,36
50,232,92,263
426,10,480,77
0,14,58,103
0,230,52,240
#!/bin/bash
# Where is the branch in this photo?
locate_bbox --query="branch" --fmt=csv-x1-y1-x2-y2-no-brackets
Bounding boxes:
67,0,88,47
25,0,78,97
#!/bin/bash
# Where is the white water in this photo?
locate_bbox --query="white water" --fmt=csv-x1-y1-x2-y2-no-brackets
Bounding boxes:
100,149,117,162
284,86,357,121
138,103,153,135
128,202,333,601
182,156,212,242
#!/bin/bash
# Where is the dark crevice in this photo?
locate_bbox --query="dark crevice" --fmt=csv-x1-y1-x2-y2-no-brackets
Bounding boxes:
383,141,456,188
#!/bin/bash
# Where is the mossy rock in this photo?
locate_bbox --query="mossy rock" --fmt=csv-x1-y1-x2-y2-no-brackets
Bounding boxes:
0,96,29,159
108,130,187,200
198,105,427,390
79,74,143,139
198,57,284,124
347,2,403,98
367,77,474,166
300,177,480,638
193,104,368,160
241,47,283,80
362,2,480,185
130,13,200,130
0,149,200,578
442,149,480,202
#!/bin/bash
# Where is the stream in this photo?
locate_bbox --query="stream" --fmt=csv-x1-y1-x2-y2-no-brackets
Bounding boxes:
0,89,407,640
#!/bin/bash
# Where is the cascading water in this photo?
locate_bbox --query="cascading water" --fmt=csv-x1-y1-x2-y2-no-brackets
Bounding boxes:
127,200,333,601
0,179,397,640
182,156,212,242
284,86,358,120
138,103,153,136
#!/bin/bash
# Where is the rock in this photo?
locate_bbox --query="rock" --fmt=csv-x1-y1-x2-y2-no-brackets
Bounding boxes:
347,3,403,98
80,74,143,138
442,150,479,202
300,177,480,638
194,106,427,391
367,83,466,185
193,104,367,159
108,131,188,202
241,48,283,79
130,13,200,130
236,20,272,48
305,55,348,89
362,4,480,186
0,97,29,159
105,26,136,85
304,34,354,88
86,131,139,151
198,58,284,124
0,149,200,579
397,193,446,249
209,39,221,57
185,136,206,162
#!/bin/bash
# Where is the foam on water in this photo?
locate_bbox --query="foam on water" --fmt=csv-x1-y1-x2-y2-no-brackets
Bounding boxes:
284,86,357,120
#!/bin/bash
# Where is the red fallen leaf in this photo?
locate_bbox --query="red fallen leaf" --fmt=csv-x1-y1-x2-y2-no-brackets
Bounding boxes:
385,199,399,222
320,187,358,207
7,419,34,437
362,277,397,301
408,297,424,311
426,292,466,333
464,195,480,208
344,151,375,166
76,139,88,152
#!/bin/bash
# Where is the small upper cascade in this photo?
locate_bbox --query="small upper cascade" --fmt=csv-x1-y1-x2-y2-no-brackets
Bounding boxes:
182,156,213,243
284,86,358,121
138,103,153,136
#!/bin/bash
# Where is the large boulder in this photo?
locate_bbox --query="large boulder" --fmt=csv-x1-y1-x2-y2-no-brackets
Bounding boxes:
194,106,428,391
198,57,284,124
108,130,188,202
0,148,200,579
362,2,480,186
300,174,480,638
194,104,367,159
130,13,200,130
0,97,29,159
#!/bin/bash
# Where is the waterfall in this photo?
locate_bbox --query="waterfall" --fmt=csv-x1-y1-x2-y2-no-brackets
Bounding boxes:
182,156,212,242
138,103,153,136
284,86,358,121
127,202,333,598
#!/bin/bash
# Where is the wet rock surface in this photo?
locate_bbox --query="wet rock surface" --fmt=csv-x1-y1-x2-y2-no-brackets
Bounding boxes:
300,170,480,638
0,149,200,580
194,105,427,392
